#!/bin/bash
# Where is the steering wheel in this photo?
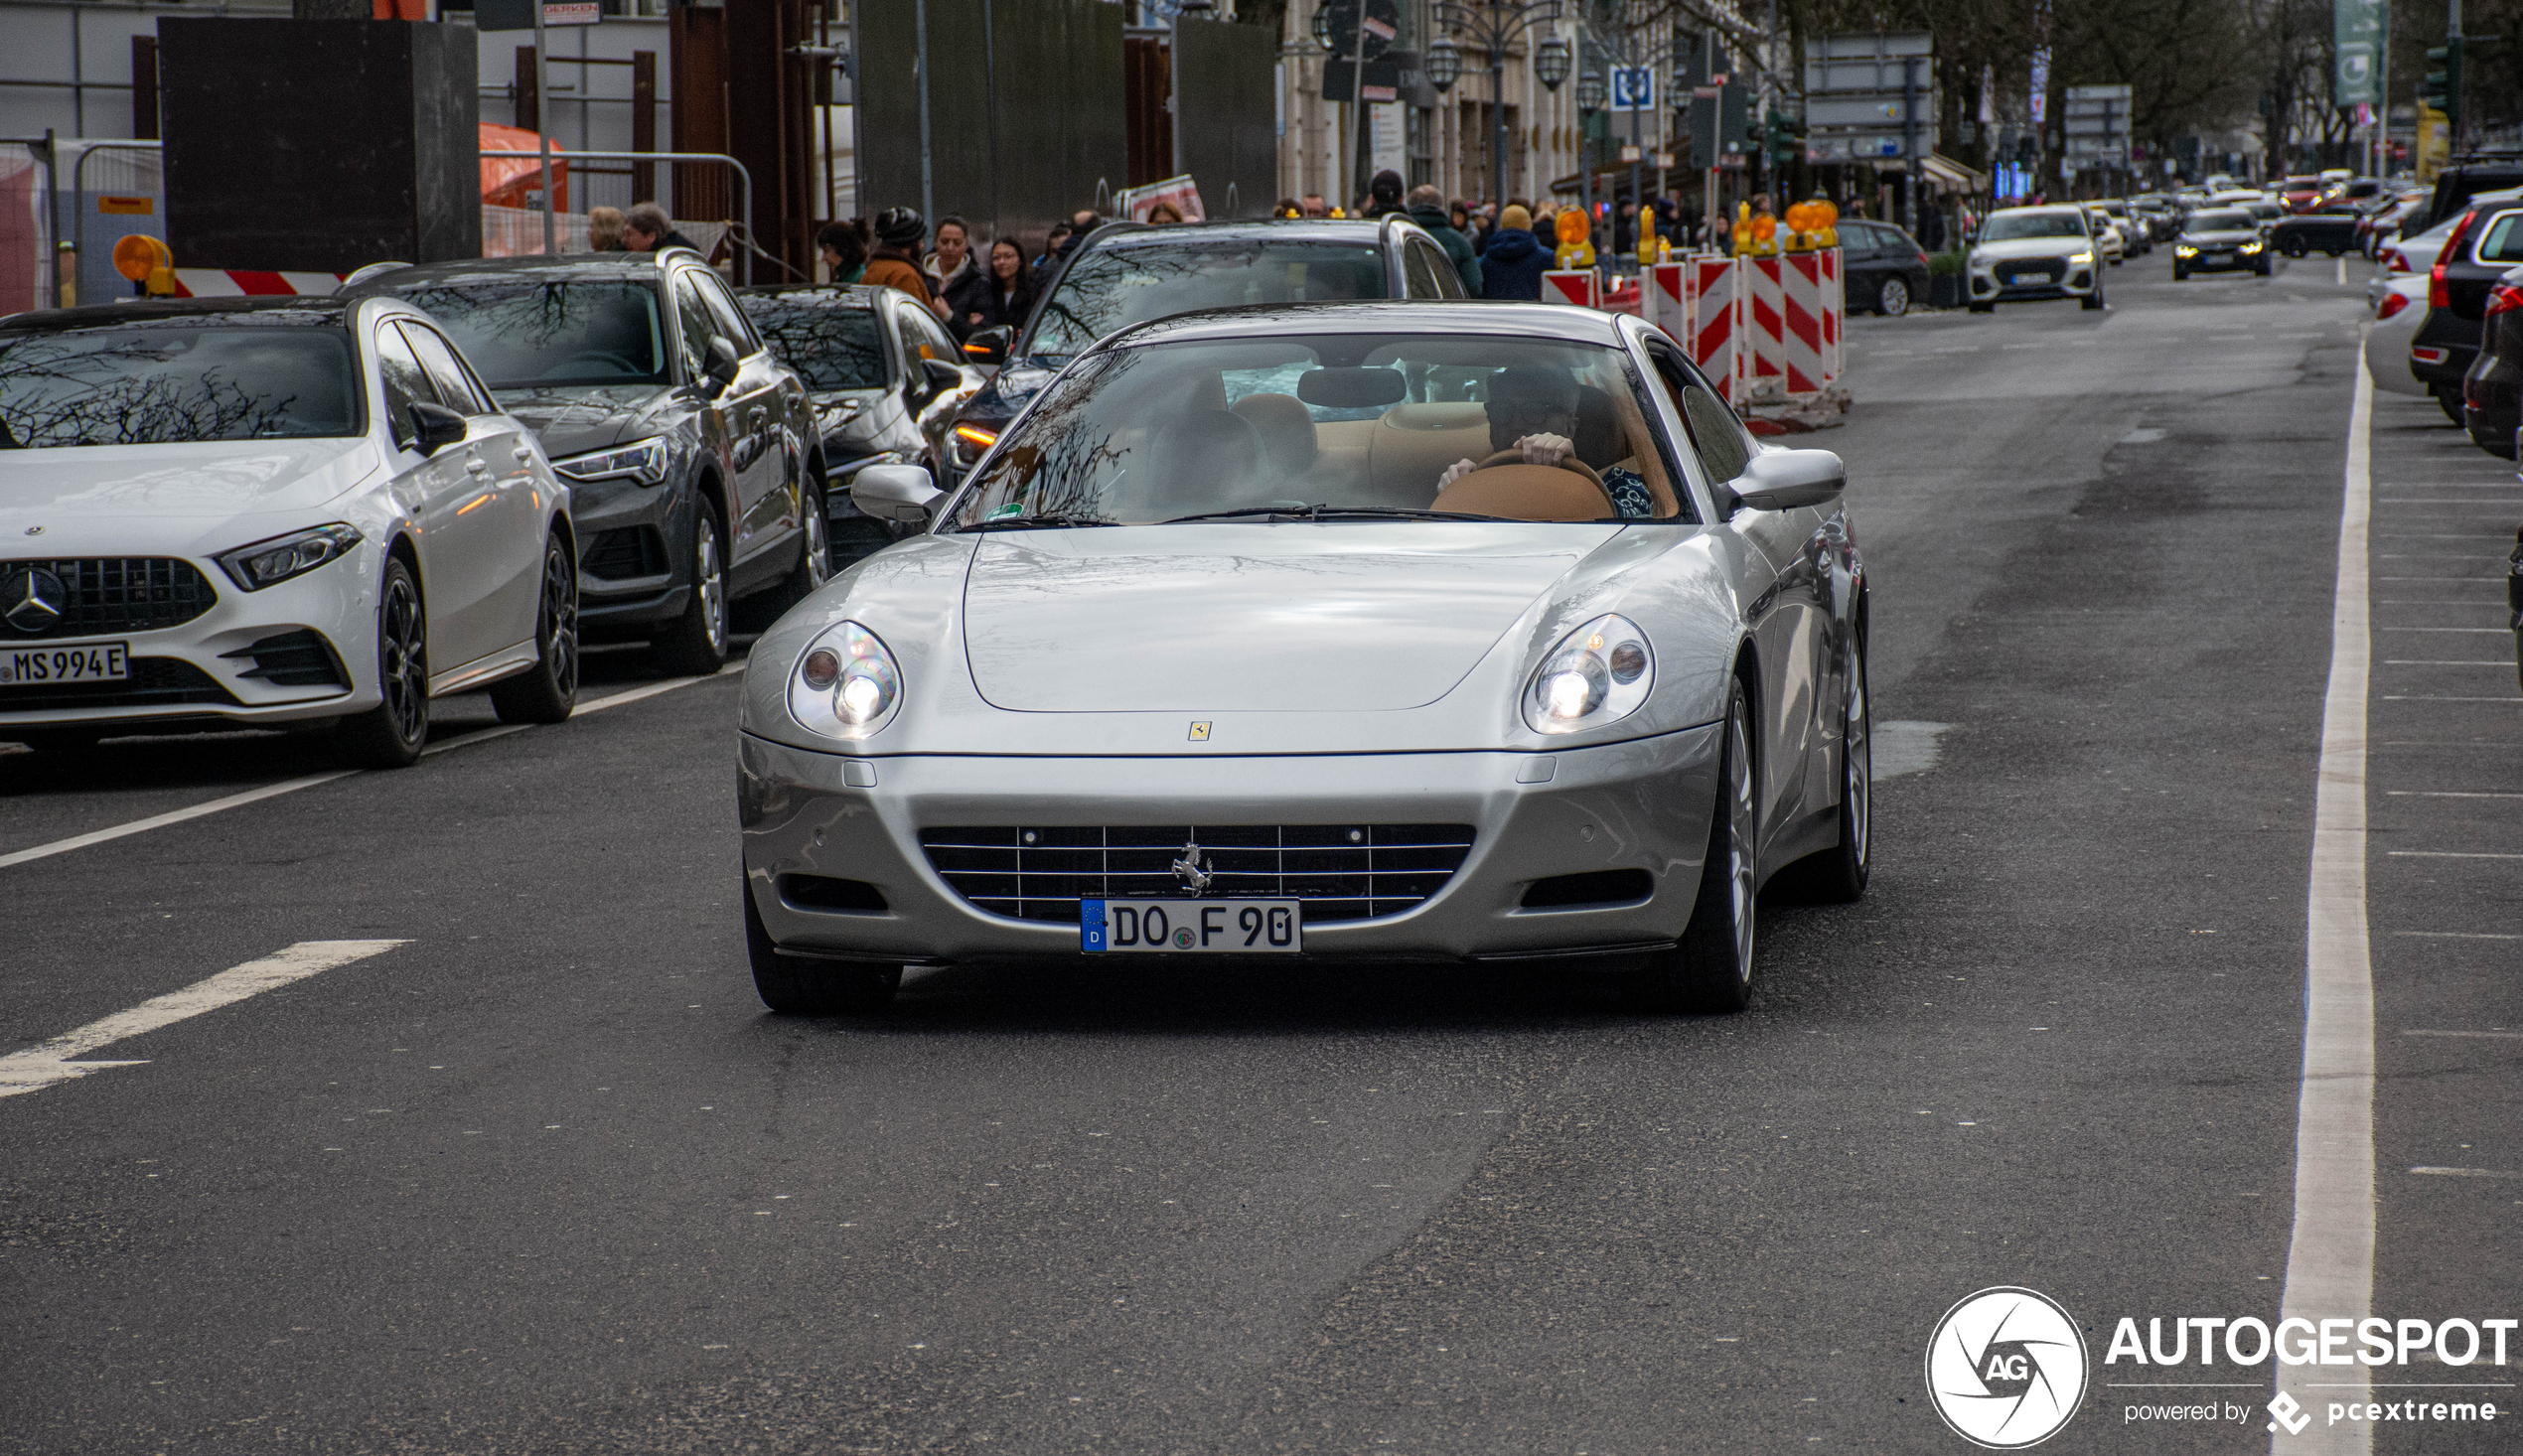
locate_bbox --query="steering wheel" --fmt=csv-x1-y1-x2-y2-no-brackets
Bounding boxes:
1474,447,1606,491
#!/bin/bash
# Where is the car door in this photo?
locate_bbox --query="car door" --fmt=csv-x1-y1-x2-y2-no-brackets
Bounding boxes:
401,320,543,658
1413,237,1468,298
1644,339,1832,849
690,268,788,565
1401,237,1445,299
669,268,744,554
894,302,978,468
371,320,507,676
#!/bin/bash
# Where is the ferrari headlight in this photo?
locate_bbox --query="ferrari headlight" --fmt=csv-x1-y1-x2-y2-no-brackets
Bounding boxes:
551,435,668,487
790,620,901,740
215,522,363,591
1524,613,1653,735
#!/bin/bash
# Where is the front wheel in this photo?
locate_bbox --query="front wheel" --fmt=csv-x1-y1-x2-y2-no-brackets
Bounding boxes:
334,554,429,769
1625,680,1758,1014
1875,275,1911,316
651,505,730,676
491,532,579,724
2080,289,2106,311
1796,644,1871,903
2436,386,2466,425
743,874,901,1014
1967,301,1995,314
2283,237,2308,257
2172,266,2188,280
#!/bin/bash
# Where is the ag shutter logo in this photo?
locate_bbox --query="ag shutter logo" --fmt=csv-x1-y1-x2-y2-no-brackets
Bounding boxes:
1926,1287,2090,1449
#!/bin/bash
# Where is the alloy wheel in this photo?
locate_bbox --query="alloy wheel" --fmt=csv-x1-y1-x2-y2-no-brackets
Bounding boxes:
378,570,427,746
1725,710,1757,984
541,541,579,697
803,497,831,586
1846,655,1870,871
1879,276,1910,315
695,519,726,654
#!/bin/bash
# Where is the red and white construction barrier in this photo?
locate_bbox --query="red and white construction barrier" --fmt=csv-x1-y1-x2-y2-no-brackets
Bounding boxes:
1681,254,1744,403
1546,251,1844,411
169,270,344,299
1541,269,1600,308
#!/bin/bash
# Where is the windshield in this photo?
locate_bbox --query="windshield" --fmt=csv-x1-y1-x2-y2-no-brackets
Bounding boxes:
0,324,360,448
740,296,888,391
381,280,668,389
1981,213,2087,241
951,332,1689,526
1027,242,1390,360
2187,211,2254,232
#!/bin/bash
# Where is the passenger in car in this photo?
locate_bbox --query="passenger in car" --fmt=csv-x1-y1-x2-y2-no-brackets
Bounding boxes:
1435,366,1655,515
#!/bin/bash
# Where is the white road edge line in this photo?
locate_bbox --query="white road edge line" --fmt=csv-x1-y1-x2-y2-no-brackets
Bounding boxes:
0,661,745,873
2275,342,2374,1456
2402,1028,2523,1037
0,940,407,1098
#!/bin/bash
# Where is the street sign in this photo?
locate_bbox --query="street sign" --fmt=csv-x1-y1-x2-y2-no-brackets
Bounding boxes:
1312,0,1399,64
475,0,599,30
1611,66,1656,111
1802,32,1932,94
1806,134,1909,162
2334,0,2385,106
1801,32,1937,159
1806,94,1927,129
543,2,599,25
2062,83,2132,165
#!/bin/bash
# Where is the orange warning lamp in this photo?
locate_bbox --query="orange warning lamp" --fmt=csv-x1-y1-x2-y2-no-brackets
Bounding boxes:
112,234,178,297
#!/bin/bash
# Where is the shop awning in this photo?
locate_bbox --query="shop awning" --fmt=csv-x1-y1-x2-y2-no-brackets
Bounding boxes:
1921,152,1989,193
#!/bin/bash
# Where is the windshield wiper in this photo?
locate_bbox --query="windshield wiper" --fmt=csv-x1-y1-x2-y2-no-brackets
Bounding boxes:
1159,505,1512,524
956,511,1121,532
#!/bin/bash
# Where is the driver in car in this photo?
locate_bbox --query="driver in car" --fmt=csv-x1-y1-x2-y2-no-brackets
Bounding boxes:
1436,366,1656,515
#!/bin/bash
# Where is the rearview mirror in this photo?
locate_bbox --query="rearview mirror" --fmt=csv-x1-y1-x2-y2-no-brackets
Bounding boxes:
1724,448,1846,514
851,463,944,523
407,400,468,456
702,337,742,397
1296,366,1408,408
964,326,1013,365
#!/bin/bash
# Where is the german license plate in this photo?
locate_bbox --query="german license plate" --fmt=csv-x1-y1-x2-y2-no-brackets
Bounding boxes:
0,641,128,686
1082,899,1302,953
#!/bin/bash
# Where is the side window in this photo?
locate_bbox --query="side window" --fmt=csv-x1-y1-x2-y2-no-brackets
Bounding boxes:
2478,211,2523,263
399,323,487,415
1646,344,1753,486
895,310,936,382
1402,239,1443,299
911,308,958,365
373,322,436,448
696,272,762,357
1428,240,1468,297
671,274,715,380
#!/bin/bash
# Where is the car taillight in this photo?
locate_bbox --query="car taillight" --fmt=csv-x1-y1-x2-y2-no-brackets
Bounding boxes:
2387,248,2410,272
2434,208,2483,310
2379,291,2412,321
2490,284,2523,317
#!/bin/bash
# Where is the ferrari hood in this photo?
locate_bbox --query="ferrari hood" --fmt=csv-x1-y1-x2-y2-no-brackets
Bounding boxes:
0,438,382,526
962,522,1620,712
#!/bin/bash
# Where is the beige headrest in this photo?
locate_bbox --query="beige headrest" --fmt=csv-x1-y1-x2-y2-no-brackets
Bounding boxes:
1431,464,1615,522
1231,392,1317,470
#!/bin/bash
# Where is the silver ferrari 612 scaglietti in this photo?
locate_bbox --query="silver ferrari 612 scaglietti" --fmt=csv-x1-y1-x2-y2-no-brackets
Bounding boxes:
736,301,1869,1015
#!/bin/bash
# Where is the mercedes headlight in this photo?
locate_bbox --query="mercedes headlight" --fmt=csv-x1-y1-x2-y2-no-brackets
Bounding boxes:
551,436,668,487
1524,613,1653,735
216,522,363,591
790,621,902,740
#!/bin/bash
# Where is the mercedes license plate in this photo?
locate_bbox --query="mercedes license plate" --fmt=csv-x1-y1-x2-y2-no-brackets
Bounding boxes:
1082,899,1302,953
1,641,128,686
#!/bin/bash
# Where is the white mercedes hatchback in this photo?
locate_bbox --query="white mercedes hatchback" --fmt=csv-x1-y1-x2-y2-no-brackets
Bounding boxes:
0,295,578,767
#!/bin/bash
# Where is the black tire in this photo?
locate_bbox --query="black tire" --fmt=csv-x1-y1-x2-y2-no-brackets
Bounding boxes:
1875,275,1911,316
2173,266,2188,280
1794,641,1871,903
746,471,831,627
334,554,429,770
1625,679,1759,1014
490,532,579,724
2283,236,2307,257
651,503,730,676
2257,261,2273,277
2437,386,2467,425
1967,301,1995,314
743,874,901,1014
2080,288,2106,311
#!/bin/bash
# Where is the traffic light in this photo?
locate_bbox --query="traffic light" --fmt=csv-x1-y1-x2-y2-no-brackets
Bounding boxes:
2424,40,2463,123
1764,109,1806,164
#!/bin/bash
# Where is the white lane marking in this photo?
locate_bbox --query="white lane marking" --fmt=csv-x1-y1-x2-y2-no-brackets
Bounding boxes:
0,770,359,872
2375,575,2506,581
2338,257,2347,285
2383,660,2515,665
2409,1166,2520,1179
0,940,406,1098
2387,849,2523,860
2381,695,2523,702
2276,343,2374,1456
2388,790,2523,798
0,662,746,873
2396,931,2523,940
2380,627,2507,633
2403,1028,2523,1037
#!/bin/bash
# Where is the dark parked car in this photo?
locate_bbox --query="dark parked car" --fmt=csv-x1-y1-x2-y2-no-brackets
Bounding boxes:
945,216,1467,478
2422,158,2523,231
2408,199,2523,422
2171,208,2270,279
2271,202,2365,257
739,283,982,567
2459,266,2523,457
351,251,828,670
1838,219,1932,314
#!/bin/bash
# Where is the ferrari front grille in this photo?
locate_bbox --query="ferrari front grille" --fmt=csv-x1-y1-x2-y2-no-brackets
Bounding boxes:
919,824,1477,926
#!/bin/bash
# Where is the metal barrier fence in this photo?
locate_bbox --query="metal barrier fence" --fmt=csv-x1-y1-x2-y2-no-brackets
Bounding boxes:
0,137,56,316
477,148,755,281
72,140,164,307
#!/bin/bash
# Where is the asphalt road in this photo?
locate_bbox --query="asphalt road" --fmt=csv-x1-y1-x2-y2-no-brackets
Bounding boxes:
3,253,2516,1456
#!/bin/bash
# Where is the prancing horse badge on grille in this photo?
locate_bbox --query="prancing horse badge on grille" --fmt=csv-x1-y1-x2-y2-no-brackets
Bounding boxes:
1171,840,1213,893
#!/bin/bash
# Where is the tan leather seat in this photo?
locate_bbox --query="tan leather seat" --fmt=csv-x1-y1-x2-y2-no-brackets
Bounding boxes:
1231,392,1317,472
1431,464,1617,521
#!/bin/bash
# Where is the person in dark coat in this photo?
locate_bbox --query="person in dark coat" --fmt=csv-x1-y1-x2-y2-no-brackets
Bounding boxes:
1363,169,1406,218
944,237,1039,340
1404,184,1482,295
1477,204,1550,300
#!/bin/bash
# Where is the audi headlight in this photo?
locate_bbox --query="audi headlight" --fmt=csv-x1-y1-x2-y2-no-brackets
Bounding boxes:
789,621,902,740
216,522,363,591
2240,239,2265,253
1524,613,1653,735
551,436,668,487
2067,250,2093,265
2175,244,2198,255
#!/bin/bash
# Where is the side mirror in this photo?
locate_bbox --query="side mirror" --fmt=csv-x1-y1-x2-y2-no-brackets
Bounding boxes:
1724,448,1846,514
407,400,468,456
964,326,1013,365
851,463,944,523
922,358,965,394
702,337,742,397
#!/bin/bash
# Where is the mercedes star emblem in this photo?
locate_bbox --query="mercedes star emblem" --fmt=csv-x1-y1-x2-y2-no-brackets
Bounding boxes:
2,567,67,634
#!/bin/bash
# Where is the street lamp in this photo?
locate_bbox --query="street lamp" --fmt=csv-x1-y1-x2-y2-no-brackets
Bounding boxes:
1536,34,1570,90
1429,0,1565,207
1310,3,1338,51
1426,35,1462,92
1576,67,1606,110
